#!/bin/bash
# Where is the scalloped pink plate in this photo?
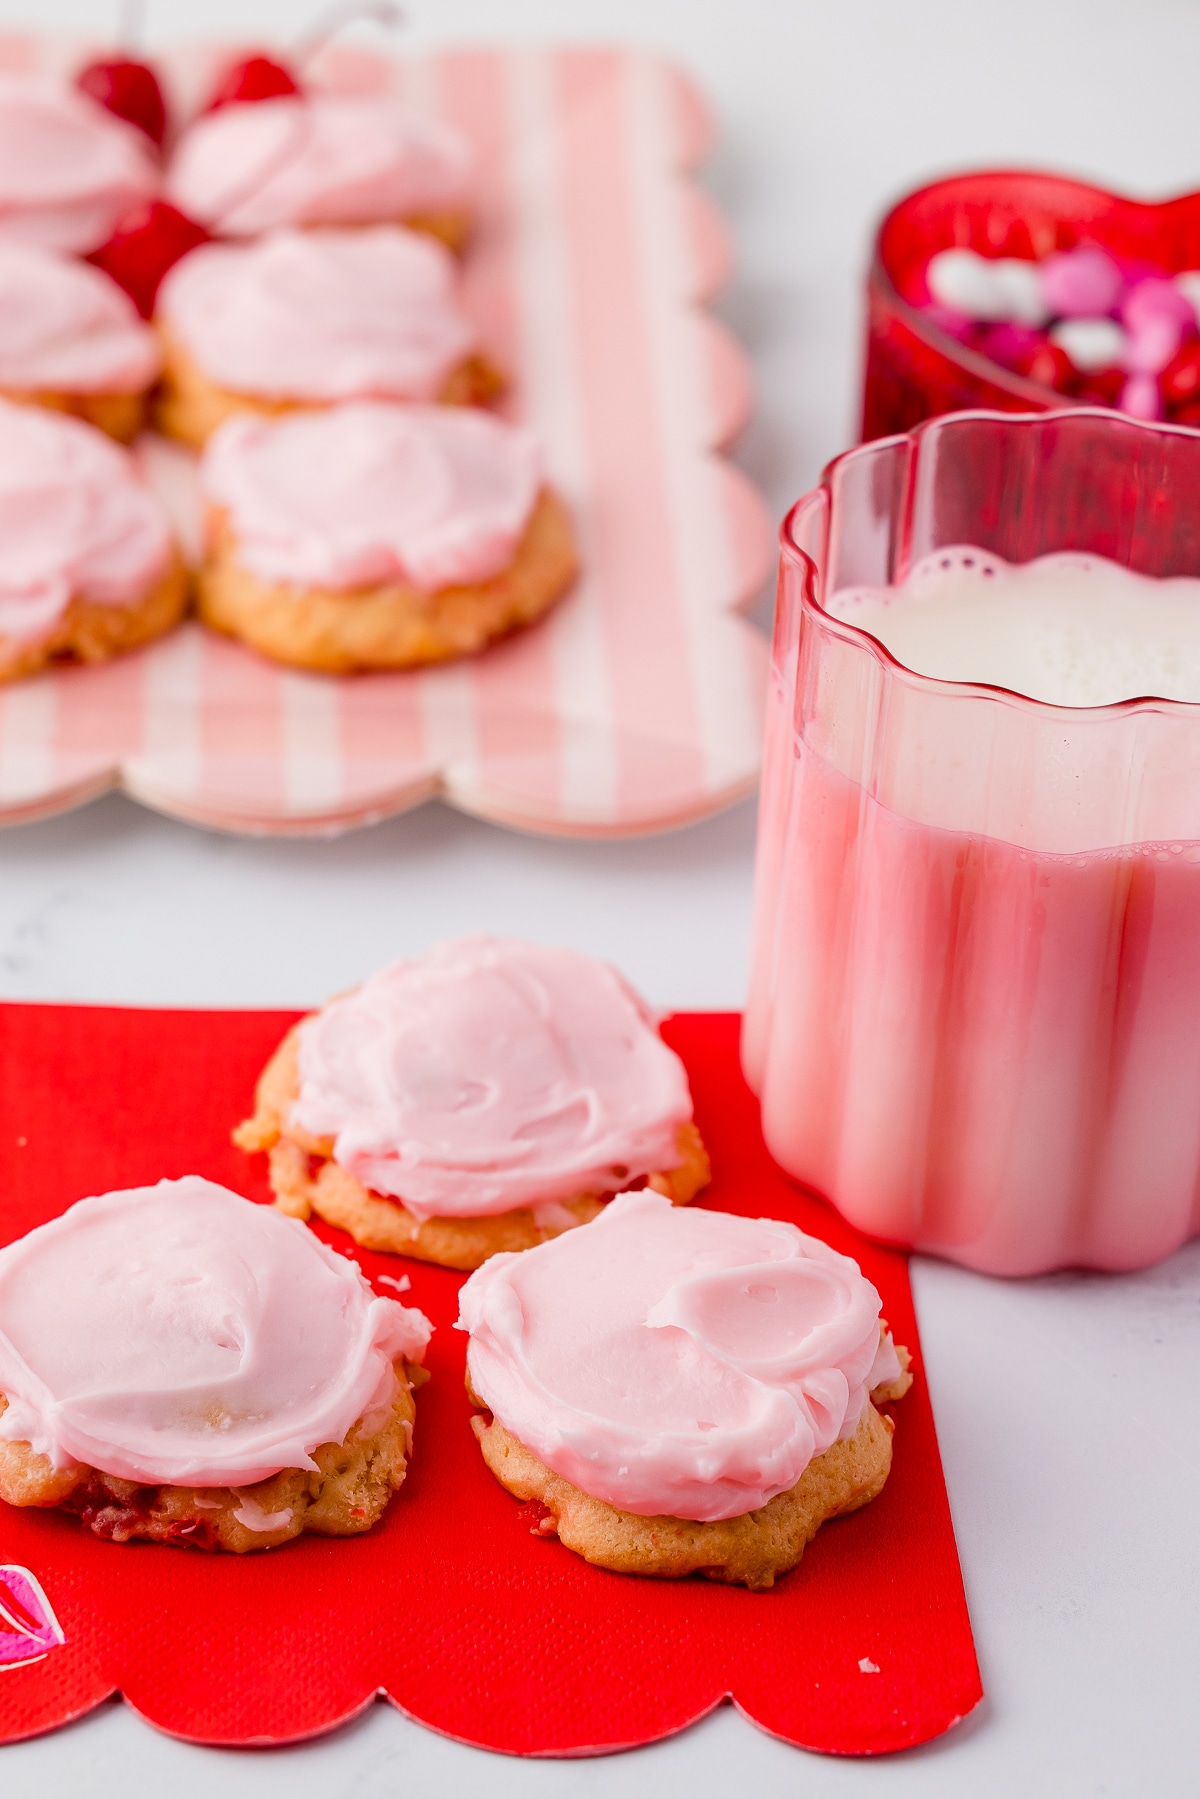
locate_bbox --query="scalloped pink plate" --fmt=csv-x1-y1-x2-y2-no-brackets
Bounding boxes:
0,40,771,838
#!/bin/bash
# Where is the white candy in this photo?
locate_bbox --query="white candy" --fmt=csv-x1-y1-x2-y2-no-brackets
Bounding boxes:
1049,317,1127,372
1174,271,1200,327
990,258,1050,327
927,249,1001,317
926,248,1048,325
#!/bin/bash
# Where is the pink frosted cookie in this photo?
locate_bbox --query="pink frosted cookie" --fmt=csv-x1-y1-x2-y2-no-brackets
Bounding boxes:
196,401,576,670
0,76,157,255
0,1178,432,1553
167,92,473,247
459,1191,912,1589
155,225,501,448
0,397,183,682
0,241,160,442
236,935,711,1269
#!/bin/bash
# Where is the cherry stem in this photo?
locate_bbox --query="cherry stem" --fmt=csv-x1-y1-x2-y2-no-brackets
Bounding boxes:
293,0,405,65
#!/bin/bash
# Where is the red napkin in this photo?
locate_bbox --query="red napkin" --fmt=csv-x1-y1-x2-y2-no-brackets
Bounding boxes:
0,1004,980,1754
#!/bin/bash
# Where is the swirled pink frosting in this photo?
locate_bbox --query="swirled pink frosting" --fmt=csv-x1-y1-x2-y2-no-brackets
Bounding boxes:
0,1178,432,1487
158,226,477,402
0,242,160,394
201,401,541,592
0,77,158,255
167,94,472,238
459,1190,899,1521
0,398,174,645
290,936,695,1222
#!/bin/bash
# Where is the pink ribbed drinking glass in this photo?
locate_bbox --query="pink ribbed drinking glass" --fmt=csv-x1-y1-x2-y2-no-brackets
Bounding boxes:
743,408,1200,1274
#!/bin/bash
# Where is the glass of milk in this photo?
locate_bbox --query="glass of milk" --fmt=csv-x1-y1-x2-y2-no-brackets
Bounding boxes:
744,408,1200,1275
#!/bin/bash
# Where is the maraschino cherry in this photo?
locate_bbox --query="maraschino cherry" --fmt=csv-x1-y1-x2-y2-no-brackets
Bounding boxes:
76,56,166,146
200,4,405,115
202,53,300,113
88,200,209,318
74,1,167,147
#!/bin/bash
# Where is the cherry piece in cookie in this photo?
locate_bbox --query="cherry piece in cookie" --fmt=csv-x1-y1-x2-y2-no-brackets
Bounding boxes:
75,57,167,147
204,53,300,112
0,1177,433,1553
89,200,209,319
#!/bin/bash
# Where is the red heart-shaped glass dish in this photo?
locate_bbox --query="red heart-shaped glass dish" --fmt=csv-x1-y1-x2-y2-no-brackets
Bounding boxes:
861,170,1200,440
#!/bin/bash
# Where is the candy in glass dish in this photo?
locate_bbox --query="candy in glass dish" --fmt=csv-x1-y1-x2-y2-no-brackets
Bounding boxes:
744,408,1200,1276
862,170,1200,438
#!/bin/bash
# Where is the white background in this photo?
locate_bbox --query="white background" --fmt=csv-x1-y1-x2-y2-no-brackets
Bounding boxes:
3,2,1200,1794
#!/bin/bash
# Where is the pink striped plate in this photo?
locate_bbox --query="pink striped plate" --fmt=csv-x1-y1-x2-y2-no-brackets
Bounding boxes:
0,40,772,837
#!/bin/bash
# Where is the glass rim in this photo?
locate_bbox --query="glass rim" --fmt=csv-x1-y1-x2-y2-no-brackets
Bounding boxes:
780,406,1200,724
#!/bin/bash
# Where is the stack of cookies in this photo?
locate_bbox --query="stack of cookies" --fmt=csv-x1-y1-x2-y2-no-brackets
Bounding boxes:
0,54,576,681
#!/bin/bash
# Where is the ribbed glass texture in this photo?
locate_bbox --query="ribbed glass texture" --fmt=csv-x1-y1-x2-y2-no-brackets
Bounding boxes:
744,409,1200,1274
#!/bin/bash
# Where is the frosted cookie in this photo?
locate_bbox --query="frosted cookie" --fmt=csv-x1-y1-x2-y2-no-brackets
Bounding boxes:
196,401,576,671
0,1178,432,1552
167,93,473,248
0,76,158,255
0,242,160,442
0,398,184,682
459,1192,913,1590
156,226,501,449
235,935,711,1271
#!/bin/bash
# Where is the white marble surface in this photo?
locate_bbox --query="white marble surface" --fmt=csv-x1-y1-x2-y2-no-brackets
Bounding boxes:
3,1,1200,1793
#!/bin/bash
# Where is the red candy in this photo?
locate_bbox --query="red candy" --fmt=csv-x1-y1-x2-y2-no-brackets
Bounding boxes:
1075,367,1125,407
979,322,1041,371
1020,341,1076,393
1162,341,1200,408
75,56,167,147
87,200,209,318
203,53,300,112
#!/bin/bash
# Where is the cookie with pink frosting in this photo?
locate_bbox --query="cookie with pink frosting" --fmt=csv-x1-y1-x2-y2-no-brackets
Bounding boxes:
166,92,473,249
0,1178,432,1553
0,76,158,256
155,226,502,449
0,241,160,443
459,1191,912,1589
235,936,711,1270
0,397,184,683
195,400,576,671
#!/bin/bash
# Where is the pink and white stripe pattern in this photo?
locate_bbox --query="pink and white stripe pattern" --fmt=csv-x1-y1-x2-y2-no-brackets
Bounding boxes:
0,40,771,837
